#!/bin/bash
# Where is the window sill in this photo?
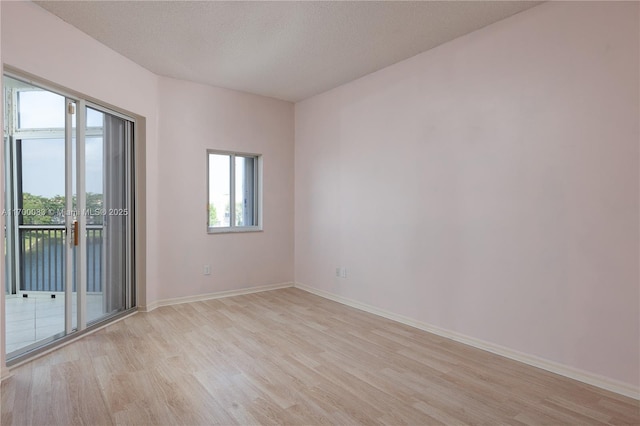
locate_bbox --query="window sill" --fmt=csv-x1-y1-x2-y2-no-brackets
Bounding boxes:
207,226,263,234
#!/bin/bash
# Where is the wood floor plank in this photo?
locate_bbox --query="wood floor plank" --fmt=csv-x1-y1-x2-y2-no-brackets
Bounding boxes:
2,288,638,425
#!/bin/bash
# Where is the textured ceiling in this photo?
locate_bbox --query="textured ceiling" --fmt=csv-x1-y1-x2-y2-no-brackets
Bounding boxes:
35,1,541,102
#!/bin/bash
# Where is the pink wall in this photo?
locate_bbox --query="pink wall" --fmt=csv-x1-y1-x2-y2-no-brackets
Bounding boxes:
295,1,639,389
156,77,294,300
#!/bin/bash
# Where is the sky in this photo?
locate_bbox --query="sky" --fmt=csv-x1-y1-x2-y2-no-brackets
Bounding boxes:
21,138,103,198
17,90,106,198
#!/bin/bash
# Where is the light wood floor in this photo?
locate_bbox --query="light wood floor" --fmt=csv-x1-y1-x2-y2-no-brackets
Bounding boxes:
2,288,638,425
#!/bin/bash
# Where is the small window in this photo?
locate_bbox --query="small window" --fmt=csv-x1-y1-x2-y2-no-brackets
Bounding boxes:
207,150,261,233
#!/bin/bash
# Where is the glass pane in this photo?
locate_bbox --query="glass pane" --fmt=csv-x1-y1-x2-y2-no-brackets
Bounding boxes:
235,156,256,227
85,136,104,226
87,108,130,324
208,154,230,228
5,78,68,357
86,108,103,128
86,109,105,325
20,139,66,225
15,143,67,351
18,90,65,129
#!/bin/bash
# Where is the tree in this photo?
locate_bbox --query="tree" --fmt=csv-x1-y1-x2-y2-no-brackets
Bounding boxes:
21,193,53,224
20,192,103,225
209,204,218,226
235,202,243,226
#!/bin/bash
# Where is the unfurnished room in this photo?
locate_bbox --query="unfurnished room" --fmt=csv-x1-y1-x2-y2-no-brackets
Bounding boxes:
0,1,639,425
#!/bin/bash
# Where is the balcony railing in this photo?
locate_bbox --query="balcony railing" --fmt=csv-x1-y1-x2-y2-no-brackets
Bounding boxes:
17,225,103,293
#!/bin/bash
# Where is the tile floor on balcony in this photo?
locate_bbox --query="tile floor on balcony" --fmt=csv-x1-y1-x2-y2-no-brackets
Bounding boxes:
5,292,105,355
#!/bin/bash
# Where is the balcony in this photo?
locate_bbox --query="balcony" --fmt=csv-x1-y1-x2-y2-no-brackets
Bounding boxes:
5,225,105,354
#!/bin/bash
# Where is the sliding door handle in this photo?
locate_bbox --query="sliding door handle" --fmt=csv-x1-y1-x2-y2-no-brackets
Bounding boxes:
73,220,79,246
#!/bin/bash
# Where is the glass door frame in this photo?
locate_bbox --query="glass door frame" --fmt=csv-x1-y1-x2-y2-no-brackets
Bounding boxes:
4,71,137,363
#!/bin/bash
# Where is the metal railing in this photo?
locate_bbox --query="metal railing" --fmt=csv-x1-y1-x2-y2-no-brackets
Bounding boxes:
18,225,103,293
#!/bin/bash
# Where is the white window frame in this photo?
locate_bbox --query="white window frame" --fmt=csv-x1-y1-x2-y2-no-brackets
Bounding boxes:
207,149,262,234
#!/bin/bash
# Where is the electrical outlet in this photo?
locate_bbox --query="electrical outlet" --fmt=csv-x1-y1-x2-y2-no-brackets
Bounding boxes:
340,267,347,278
204,265,211,275
336,267,341,277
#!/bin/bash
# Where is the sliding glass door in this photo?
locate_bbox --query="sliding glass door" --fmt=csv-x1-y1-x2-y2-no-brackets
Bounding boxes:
85,106,134,324
3,74,136,360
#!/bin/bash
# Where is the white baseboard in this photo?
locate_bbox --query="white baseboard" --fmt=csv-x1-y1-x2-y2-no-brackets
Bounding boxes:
294,282,640,400
140,282,294,312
